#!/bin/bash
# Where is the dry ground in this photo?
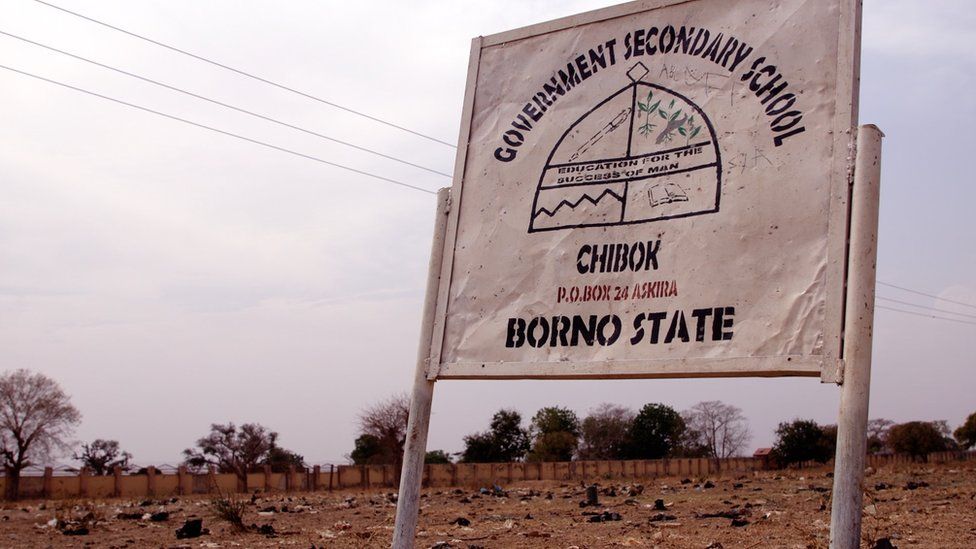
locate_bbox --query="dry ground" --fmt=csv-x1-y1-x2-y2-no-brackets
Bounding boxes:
1,463,974,548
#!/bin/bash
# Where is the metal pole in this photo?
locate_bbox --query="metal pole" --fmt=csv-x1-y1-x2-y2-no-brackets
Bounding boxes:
830,124,883,549
392,188,451,548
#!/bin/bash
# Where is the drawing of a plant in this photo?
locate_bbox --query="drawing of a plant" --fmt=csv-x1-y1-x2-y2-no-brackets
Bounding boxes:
636,90,659,136
638,90,704,144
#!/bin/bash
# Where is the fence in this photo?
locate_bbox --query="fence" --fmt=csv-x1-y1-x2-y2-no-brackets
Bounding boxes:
3,450,973,501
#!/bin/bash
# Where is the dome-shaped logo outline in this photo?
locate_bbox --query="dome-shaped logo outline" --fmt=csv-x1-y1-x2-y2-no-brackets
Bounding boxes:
528,69,722,233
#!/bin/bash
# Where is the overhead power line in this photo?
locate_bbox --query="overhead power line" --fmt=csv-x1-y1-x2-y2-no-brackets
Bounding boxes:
33,0,457,148
877,280,976,311
0,64,436,195
876,305,976,326
0,30,452,178
876,295,976,321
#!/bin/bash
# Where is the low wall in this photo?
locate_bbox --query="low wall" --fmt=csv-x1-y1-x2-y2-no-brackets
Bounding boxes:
2,451,972,501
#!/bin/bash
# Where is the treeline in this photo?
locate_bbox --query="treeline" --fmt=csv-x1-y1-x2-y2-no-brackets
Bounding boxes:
351,398,753,464
350,393,976,469
3,369,976,501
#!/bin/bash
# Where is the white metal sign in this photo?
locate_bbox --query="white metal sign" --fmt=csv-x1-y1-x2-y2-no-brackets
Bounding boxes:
429,0,860,380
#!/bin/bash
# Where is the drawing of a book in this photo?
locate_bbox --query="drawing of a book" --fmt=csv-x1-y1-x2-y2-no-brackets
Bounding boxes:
648,182,689,207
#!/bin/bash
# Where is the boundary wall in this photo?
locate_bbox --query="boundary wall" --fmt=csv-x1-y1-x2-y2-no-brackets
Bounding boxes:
3,451,972,500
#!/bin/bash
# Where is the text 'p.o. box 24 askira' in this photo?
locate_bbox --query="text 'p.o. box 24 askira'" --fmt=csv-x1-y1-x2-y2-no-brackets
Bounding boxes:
428,0,860,381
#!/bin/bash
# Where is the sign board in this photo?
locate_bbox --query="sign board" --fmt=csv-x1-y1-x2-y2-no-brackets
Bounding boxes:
429,0,860,380
396,3,875,547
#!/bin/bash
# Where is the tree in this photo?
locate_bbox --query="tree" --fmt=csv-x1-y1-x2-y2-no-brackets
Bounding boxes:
461,409,529,463
578,403,634,460
350,434,383,465
625,403,685,459
674,417,712,458
183,423,277,491
771,419,834,465
682,401,751,459
528,406,580,462
866,418,894,454
74,439,132,475
954,412,976,450
264,445,304,473
0,369,81,500
887,421,948,461
355,393,409,466
425,450,452,464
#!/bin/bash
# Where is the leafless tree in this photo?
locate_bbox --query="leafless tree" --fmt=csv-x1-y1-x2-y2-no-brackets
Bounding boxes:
0,369,81,500
578,403,634,460
866,418,894,453
74,439,132,475
356,393,410,466
683,400,751,460
183,423,277,491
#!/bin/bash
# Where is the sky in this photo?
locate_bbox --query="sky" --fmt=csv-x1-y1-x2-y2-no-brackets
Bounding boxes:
0,0,974,466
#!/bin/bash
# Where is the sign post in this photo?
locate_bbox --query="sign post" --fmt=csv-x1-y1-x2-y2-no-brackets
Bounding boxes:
830,124,883,549
393,1,875,547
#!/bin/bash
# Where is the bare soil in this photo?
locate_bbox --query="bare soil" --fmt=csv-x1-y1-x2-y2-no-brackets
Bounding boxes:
1,463,974,548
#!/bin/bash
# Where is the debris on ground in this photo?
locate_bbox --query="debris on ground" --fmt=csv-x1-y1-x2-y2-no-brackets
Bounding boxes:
587,510,622,523
175,518,205,539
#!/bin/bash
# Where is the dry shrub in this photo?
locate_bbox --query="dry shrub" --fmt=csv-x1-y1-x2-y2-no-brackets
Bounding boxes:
210,495,248,532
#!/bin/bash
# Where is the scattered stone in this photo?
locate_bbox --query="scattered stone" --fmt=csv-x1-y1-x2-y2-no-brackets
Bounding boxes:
648,513,677,522
681,478,692,485
149,511,169,522
875,483,892,491
585,485,599,506
61,526,89,536
873,538,897,549
697,509,746,519
706,543,724,549
864,504,878,516
627,484,644,496
730,517,749,527
654,499,667,511
117,512,143,520
255,523,276,537
904,481,929,490
175,519,204,540
451,517,471,527
587,511,622,523
703,481,715,489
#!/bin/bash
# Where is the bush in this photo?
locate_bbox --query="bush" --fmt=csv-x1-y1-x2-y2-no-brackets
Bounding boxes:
888,421,948,461
772,419,834,465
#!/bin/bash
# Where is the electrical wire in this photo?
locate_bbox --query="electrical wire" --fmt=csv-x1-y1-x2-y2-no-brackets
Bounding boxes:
876,305,976,326
33,0,457,148
877,280,976,310
875,295,976,320
0,63,436,195
0,30,452,178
